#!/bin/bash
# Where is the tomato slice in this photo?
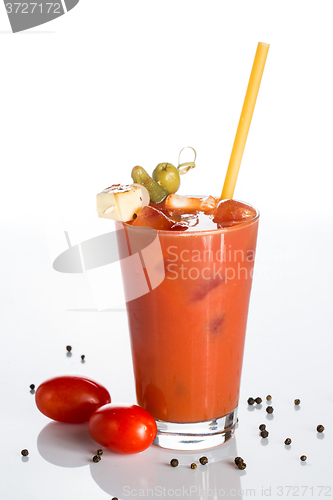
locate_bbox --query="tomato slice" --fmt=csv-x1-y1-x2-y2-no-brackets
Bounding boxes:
132,205,188,231
213,199,256,226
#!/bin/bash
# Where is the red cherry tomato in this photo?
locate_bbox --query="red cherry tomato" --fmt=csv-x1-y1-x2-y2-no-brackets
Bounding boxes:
35,376,111,423
88,404,157,453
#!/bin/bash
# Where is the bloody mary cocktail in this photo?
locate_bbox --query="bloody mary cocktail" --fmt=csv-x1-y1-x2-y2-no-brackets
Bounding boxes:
116,198,259,450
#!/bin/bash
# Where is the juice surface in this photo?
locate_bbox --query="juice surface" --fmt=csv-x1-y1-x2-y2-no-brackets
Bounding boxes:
117,200,259,423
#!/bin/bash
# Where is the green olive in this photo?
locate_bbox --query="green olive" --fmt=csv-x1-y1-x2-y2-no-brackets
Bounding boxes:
152,163,180,194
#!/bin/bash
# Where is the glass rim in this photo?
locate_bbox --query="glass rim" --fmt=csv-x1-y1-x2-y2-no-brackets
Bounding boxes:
123,197,260,236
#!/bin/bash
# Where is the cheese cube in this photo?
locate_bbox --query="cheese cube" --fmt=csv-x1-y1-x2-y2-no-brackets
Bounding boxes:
96,184,144,221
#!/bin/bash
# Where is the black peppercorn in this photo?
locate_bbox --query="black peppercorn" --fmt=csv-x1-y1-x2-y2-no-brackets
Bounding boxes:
266,406,274,414
29,384,35,390
93,455,101,463
21,449,29,456
300,455,307,462
238,462,246,470
97,449,103,456
81,354,85,361
190,463,197,469
259,424,266,431
266,395,272,401
199,456,208,465
234,457,244,466
247,397,255,405
294,399,300,405
284,438,292,445
170,459,179,467
317,425,325,433
260,430,269,438
66,345,72,352
255,397,262,404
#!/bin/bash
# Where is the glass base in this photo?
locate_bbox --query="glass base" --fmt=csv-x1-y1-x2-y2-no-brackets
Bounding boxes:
153,408,238,450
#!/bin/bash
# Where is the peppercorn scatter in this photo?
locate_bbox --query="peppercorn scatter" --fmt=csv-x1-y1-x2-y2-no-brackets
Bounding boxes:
199,456,208,465
248,396,262,405
190,463,197,469
317,425,325,433
259,423,269,438
266,406,274,414
234,457,246,470
284,438,292,445
294,399,301,405
170,459,179,467
21,449,29,456
93,455,101,463
300,455,307,462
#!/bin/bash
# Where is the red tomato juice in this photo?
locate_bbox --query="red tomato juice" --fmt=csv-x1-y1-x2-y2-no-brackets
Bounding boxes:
117,201,259,423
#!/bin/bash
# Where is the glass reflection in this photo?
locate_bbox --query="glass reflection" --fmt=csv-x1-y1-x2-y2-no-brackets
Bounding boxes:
90,437,243,500
37,422,244,500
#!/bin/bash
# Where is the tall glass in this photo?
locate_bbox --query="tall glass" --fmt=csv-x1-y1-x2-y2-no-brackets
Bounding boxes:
116,200,259,450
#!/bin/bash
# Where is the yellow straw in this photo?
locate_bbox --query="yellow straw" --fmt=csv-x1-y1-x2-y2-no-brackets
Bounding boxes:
221,42,270,200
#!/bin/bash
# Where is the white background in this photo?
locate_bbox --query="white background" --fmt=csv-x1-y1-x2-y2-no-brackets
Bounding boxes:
1,2,333,500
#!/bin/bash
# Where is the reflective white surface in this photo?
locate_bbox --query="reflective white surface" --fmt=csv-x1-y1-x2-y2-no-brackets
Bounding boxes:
1,215,332,500
2,0,333,497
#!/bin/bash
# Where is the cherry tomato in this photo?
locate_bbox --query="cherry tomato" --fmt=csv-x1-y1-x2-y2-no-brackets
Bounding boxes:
88,404,157,453
35,376,111,423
